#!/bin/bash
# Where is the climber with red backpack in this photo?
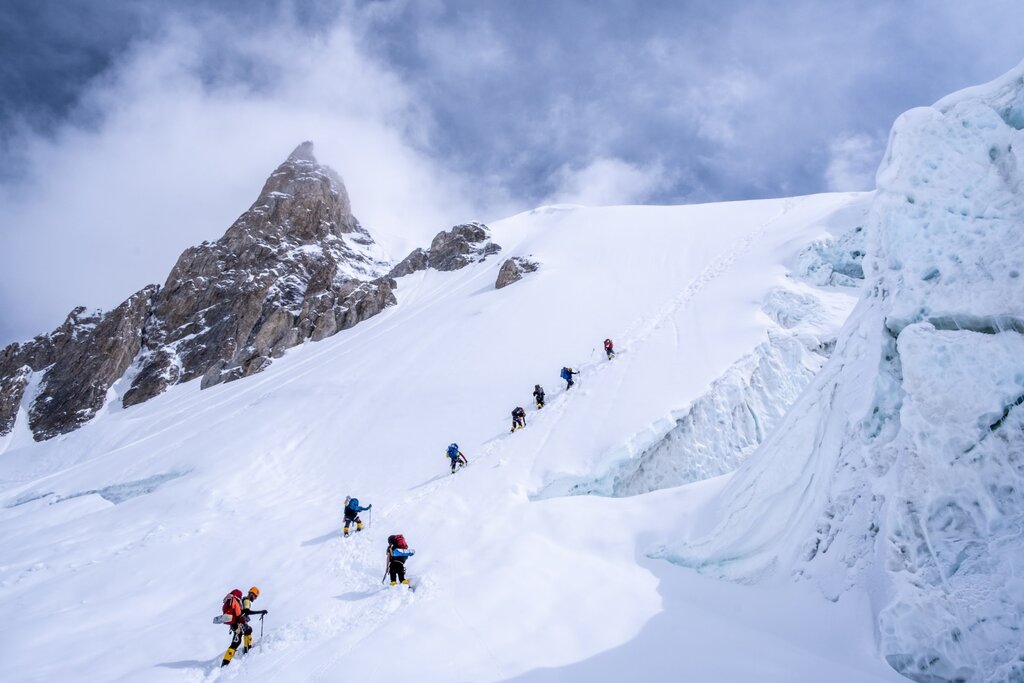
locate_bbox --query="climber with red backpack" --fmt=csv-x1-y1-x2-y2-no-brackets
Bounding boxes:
604,338,615,360
217,586,267,666
385,534,416,587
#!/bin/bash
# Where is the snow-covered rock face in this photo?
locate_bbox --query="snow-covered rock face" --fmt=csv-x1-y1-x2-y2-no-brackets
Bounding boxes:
0,307,103,436
660,63,1024,682
0,294,158,442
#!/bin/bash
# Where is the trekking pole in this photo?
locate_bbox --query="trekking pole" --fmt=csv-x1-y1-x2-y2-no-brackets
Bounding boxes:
369,507,372,529
259,613,264,653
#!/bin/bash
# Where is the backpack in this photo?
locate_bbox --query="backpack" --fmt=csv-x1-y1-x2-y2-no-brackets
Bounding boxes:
447,444,459,458
560,367,571,379
388,534,408,550
348,498,359,509
604,339,613,349
222,591,242,618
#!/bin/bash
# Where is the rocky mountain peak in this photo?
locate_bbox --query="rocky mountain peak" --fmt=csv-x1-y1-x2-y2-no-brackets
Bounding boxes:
287,140,316,162
0,141,506,441
231,141,355,247
124,143,390,404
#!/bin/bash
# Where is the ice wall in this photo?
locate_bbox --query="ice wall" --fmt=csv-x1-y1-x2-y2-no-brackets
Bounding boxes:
551,333,819,498
545,228,864,500
660,62,1024,682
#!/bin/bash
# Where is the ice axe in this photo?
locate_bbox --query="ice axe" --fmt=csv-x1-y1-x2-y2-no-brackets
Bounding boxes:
259,613,265,653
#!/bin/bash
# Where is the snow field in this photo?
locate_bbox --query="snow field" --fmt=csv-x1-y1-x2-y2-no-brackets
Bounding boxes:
0,193,902,682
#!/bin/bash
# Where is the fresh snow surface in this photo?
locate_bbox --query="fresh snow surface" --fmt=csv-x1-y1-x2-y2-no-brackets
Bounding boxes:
0,193,906,682
661,62,1024,682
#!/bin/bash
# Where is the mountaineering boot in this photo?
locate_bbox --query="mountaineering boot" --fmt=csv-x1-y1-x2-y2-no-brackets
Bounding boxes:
222,648,236,666
343,526,350,537
244,634,253,652
401,579,410,586
390,581,398,586
357,521,363,532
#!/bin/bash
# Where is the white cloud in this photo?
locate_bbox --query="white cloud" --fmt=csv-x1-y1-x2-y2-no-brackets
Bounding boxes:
824,132,883,191
544,157,670,207
685,69,759,146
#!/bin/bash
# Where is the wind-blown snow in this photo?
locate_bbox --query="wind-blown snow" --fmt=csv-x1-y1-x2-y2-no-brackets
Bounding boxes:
660,61,1024,682
0,191,903,682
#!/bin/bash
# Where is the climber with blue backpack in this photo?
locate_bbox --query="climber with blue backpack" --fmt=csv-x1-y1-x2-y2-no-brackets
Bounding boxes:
446,442,468,473
343,496,372,537
560,366,580,390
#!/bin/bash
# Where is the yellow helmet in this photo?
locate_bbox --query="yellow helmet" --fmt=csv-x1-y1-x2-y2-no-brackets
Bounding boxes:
248,586,260,598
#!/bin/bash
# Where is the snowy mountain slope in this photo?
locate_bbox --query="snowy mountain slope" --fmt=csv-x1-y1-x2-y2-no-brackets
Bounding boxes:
660,63,1024,682
0,192,901,682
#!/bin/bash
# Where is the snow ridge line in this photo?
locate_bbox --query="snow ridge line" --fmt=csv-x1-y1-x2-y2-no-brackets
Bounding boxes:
616,199,795,353
559,199,798,396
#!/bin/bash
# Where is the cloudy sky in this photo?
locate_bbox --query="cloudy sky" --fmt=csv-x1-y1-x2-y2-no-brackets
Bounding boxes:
1,0,1022,344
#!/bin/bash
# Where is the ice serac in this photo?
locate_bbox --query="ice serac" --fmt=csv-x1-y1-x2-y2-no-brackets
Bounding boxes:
538,222,864,500
123,141,391,402
660,63,1024,682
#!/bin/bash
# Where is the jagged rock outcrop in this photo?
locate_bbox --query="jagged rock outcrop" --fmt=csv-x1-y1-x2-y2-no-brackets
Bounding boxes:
388,248,429,279
1,141,505,440
0,307,102,435
124,142,389,402
428,222,501,271
495,256,539,289
387,223,501,279
29,286,156,439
